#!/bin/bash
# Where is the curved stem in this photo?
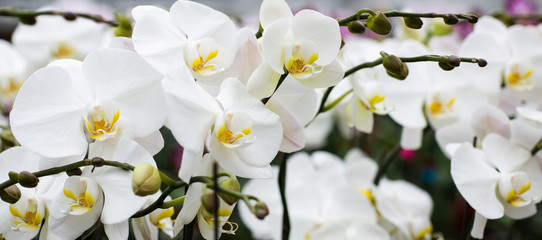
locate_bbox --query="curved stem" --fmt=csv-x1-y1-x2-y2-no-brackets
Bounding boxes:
338,10,477,26
161,196,185,209
261,72,289,104
0,7,119,26
278,152,291,240
373,144,401,185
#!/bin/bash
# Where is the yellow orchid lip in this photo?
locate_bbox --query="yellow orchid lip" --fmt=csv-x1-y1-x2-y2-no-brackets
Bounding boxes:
9,196,43,232
85,107,120,141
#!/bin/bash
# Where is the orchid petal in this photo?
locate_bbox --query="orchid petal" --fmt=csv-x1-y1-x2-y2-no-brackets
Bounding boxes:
260,0,293,29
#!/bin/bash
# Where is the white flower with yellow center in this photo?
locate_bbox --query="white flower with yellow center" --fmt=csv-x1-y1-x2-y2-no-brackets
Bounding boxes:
10,48,166,158
247,0,343,98
451,133,542,239
346,80,394,133
132,194,175,240
131,0,238,84
163,66,282,182
0,39,28,114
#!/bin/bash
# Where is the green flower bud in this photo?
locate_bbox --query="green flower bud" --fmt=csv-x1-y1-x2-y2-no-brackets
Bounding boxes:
18,171,39,188
253,201,269,220
201,190,218,214
467,15,478,24
0,185,21,204
18,16,37,25
66,168,83,176
366,12,391,35
430,21,453,36
131,163,161,196
403,16,423,29
63,13,77,21
91,157,105,167
443,14,459,25
477,59,488,67
114,13,133,38
8,171,19,182
346,21,365,34
218,178,241,205
438,61,455,71
382,54,409,80
446,55,461,67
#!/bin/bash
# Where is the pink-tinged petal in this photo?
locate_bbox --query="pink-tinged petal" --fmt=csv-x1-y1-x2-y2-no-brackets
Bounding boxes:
10,66,87,158
471,105,511,140
246,62,281,99
132,14,187,73
291,10,341,65
162,66,219,181
471,212,487,239
131,5,169,22
400,127,423,150
83,48,167,138
169,0,238,66
108,37,135,51
451,143,503,219
262,18,291,73
104,221,129,240
266,100,305,153
260,0,293,29
482,133,531,173
234,28,263,85
296,59,344,88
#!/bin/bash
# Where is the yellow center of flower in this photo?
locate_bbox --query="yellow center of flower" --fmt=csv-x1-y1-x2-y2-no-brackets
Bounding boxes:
506,69,533,89
359,188,377,206
52,42,76,59
428,97,455,117
415,225,433,240
506,182,531,207
63,188,95,214
191,43,219,75
9,198,43,232
286,51,319,78
85,107,120,141
0,77,23,96
150,207,175,229
217,124,252,145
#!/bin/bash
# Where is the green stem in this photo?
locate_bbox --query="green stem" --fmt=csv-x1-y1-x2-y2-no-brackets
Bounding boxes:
322,89,353,112
278,152,291,240
338,10,477,26
161,196,185,209
0,7,119,26
373,144,401,185
132,185,177,218
261,72,289,104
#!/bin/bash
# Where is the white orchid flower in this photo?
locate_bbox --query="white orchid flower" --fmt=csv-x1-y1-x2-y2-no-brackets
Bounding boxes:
247,0,343,98
10,48,166,159
131,0,238,84
0,39,28,115
131,194,175,239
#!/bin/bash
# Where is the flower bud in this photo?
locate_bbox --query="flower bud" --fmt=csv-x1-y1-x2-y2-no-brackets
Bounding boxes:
467,15,478,23
66,167,83,176
382,54,409,80
430,21,453,36
218,178,241,205
0,185,21,204
366,12,391,35
18,16,37,25
8,171,19,182
18,171,39,188
91,157,105,167
252,201,269,220
201,191,218,214
346,21,365,34
403,16,423,29
446,55,461,67
63,13,77,21
477,59,487,67
132,163,161,196
438,61,455,71
443,14,459,25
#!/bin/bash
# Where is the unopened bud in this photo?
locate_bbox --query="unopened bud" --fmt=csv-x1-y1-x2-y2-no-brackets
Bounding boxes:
218,178,241,205
0,185,21,204
446,55,461,67
131,162,161,196
467,15,478,24
438,61,455,71
18,16,37,25
477,59,487,67
201,191,218,214
347,21,365,34
382,54,409,80
366,12,391,35
18,171,39,188
253,201,269,220
66,168,82,176
403,16,423,29
8,171,19,182
443,14,459,25
63,13,77,21
91,157,105,167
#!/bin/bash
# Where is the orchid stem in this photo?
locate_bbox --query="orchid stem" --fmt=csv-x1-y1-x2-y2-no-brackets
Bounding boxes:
161,196,185,209
213,162,219,240
338,10,478,26
373,144,401,185
261,72,289,104
0,7,119,26
278,152,291,240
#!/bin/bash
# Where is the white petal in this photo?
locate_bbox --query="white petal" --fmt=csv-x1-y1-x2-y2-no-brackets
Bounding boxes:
174,182,203,235
296,59,344,88
132,5,169,22
10,66,87,158
510,118,542,150
388,93,427,129
262,18,291,73
266,100,305,153
104,221,130,240
436,120,475,158
400,127,423,150
291,10,341,65
451,143,503,219
504,203,537,219
471,105,511,140
135,130,164,156
470,212,487,239
482,133,531,173
259,0,293,29
246,62,281,99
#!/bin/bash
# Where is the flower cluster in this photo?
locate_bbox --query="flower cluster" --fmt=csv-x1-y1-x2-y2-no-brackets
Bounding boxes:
0,0,540,239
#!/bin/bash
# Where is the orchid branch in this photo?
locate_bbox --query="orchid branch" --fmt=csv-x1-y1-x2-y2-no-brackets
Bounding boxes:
0,7,119,26
261,72,289,104
338,10,478,26
278,152,291,240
